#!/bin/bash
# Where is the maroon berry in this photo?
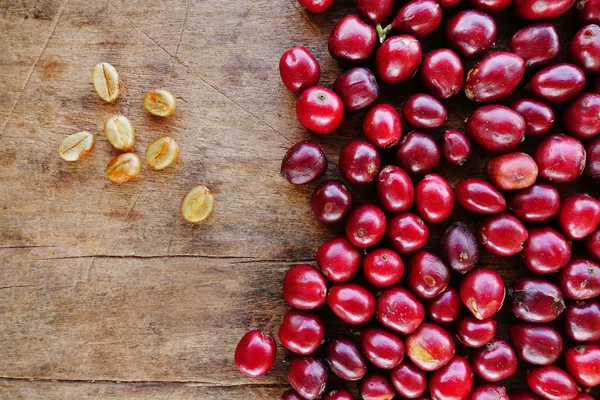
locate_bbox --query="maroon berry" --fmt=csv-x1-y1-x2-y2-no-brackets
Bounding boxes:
279,309,325,355
279,46,320,93
288,356,328,400
420,49,464,99
585,227,600,262
377,165,415,213
564,299,600,343
563,93,600,139
536,135,586,183
526,366,579,400
360,327,405,370
377,286,425,334
325,336,368,381
328,283,376,325
375,35,422,85
477,213,529,256
514,0,577,20
346,204,386,248
355,0,394,25
281,389,304,400
511,98,555,136
386,212,429,254
333,67,379,112
440,222,479,274
389,0,443,38
509,183,561,223
391,360,428,398
442,130,472,165
402,93,447,129
466,105,526,153
455,178,507,214
527,63,586,103
317,237,363,283
339,140,381,185
235,330,276,378
283,265,327,310
362,248,404,287
445,10,497,59
395,131,441,175
311,180,352,224
559,258,600,300
558,194,600,240
472,339,517,382
565,344,600,388
296,86,344,134
508,23,560,69
577,0,600,24
430,356,474,400
486,152,538,191
465,52,526,103
407,251,451,299
523,227,571,274
511,277,566,323
508,324,563,366
569,24,600,74
363,104,402,148
455,316,497,348
469,384,509,400
281,141,327,185
323,388,354,400
359,373,396,400
328,15,376,63
297,0,334,13
439,0,463,7
427,286,461,324
405,322,456,371
460,267,505,320
415,174,454,223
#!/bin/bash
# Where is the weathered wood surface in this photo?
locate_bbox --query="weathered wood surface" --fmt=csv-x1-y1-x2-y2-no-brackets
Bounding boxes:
1,0,598,399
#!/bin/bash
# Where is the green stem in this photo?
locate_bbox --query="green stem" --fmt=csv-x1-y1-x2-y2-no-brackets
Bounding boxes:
376,24,391,43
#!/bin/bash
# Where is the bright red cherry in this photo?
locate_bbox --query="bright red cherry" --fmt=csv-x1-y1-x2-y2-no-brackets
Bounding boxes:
235,330,276,377
279,46,320,93
296,86,343,134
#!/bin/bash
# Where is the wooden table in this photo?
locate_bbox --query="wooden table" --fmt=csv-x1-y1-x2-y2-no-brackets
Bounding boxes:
1,1,597,399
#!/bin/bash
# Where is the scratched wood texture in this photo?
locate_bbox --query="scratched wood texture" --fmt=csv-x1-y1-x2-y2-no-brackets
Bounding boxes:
1,0,598,399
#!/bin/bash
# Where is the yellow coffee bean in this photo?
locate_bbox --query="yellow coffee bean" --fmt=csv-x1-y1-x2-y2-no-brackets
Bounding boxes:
104,115,135,151
180,186,214,223
143,89,176,117
58,131,95,161
105,153,141,183
92,62,120,103
146,136,180,170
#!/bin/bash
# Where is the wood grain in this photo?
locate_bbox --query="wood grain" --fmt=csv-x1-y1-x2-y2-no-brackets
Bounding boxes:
0,0,598,398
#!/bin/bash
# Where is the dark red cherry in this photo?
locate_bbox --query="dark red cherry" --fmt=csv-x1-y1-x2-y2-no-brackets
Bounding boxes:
311,180,352,224
328,15,377,63
317,236,362,283
333,67,379,112
360,327,405,370
281,140,327,185
325,336,368,381
288,356,328,400
420,49,464,99
440,222,479,274
508,323,563,366
355,0,394,25
395,131,441,175
445,10,497,59
511,277,566,323
339,140,381,185
402,93,447,129
466,105,526,153
390,360,428,398
279,46,320,93
389,0,443,38
427,287,461,324
346,204,387,248
386,212,429,254
235,330,276,377
508,23,560,69
471,339,518,382
509,183,561,223
511,98,555,136
377,165,415,213
455,316,497,348
407,251,451,299
375,35,422,85
441,130,472,166
363,104,402,149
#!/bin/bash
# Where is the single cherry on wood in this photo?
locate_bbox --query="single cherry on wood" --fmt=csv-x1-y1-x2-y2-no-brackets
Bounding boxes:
235,330,276,377
279,46,320,93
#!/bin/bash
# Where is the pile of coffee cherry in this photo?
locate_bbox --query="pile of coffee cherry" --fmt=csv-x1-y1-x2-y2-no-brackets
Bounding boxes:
235,0,600,399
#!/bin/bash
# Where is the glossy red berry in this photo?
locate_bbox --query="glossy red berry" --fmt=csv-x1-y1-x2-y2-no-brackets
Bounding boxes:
559,258,600,300
395,131,441,175
429,356,474,400
377,165,415,213
558,194,600,240
283,265,327,310
360,327,405,369
345,204,386,248
279,46,320,94
311,180,352,224
577,0,600,24
415,174,454,223
440,222,479,274
587,136,600,182
427,286,461,324
511,277,566,323
455,178,507,215
323,388,354,400
569,24,600,74
565,344,600,388
288,356,328,400
508,23,560,69
514,0,576,20
362,248,404,287
355,0,394,25
486,152,538,191
469,384,509,400
472,339,517,382
317,237,362,283
472,0,511,12
477,213,528,256
511,98,555,136
445,10,497,59
279,309,325,355
420,49,464,99
377,286,425,334
297,0,334,13
375,35,422,85
281,140,327,185
402,93,447,129
333,67,379,112
339,140,381,185
325,336,368,381
534,134,586,183
329,15,377,63
455,316,497,348
363,104,402,149
389,0,443,38
460,267,505,320
359,373,396,400
328,283,376,325
527,63,586,103
405,322,456,372
465,52,526,103
564,299,600,343
523,227,571,274
563,93,600,139
235,330,277,377
509,183,561,223
390,360,428,398
508,323,563,366
441,130,472,166
296,86,344,134
281,389,304,400
386,212,429,254
466,105,526,153
526,366,579,400
407,251,451,299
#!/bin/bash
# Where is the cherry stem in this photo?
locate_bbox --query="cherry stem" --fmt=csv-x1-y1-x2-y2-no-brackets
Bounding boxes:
376,24,391,43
